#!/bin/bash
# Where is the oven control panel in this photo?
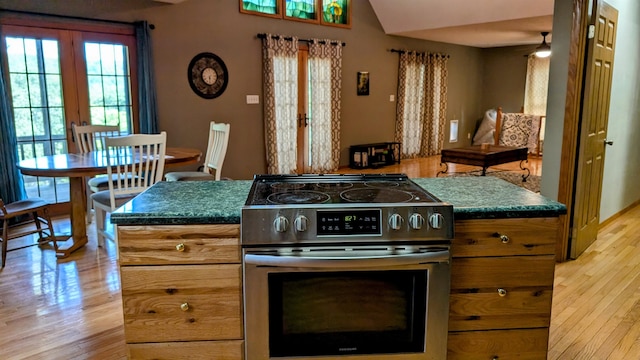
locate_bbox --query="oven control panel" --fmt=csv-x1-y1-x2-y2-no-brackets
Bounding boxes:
241,205,454,245
317,209,382,236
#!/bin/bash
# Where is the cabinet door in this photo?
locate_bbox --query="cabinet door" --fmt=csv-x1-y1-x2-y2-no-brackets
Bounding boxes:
118,225,240,265
452,218,558,257
448,328,549,360
451,255,555,289
127,340,244,360
449,255,555,331
121,264,242,343
449,287,552,331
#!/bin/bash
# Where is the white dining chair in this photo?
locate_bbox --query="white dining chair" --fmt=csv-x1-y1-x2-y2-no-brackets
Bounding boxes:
165,122,230,181
91,132,167,252
72,124,121,223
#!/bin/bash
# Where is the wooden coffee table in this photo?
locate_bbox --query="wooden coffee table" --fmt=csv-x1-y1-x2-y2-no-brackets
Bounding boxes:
438,145,530,180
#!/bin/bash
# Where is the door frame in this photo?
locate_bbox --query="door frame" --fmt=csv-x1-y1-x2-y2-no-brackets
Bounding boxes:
556,0,613,261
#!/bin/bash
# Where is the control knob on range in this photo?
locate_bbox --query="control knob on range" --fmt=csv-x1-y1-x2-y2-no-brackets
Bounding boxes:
429,213,445,229
388,213,404,230
273,215,289,233
294,215,309,232
409,213,425,230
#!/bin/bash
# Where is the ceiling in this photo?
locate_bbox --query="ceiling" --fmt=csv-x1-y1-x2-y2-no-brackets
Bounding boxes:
368,0,554,48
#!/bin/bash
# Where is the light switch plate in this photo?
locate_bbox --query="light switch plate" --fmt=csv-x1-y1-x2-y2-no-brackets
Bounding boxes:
246,95,259,104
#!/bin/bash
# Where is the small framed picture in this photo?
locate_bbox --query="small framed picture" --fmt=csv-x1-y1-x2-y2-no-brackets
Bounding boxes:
357,71,369,96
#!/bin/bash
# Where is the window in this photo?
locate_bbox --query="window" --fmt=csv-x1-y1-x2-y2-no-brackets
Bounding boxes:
1,18,138,206
240,0,351,28
394,52,448,158
523,54,550,116
261,36,342,174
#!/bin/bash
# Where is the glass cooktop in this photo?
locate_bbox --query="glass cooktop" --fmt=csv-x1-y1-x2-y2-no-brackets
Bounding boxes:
244,174,442,206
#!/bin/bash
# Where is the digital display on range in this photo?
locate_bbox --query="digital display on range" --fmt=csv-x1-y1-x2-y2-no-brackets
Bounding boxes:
317,209,382,236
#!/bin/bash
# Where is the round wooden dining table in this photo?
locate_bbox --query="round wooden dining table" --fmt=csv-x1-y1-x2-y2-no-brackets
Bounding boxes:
17,147,201,259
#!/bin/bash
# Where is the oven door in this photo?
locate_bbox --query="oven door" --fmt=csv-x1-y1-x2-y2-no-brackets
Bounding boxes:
243,246,451,360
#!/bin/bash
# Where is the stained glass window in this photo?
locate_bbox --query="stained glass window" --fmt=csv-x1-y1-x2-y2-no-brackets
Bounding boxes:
241,0,280,16
321,0,349,26
285,0,317,21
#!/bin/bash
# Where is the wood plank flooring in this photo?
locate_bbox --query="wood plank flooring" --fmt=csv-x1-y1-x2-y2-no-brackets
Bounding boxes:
1,155,637,359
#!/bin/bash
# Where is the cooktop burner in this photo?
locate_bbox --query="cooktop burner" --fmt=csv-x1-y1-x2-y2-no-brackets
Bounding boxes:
245,174,441,206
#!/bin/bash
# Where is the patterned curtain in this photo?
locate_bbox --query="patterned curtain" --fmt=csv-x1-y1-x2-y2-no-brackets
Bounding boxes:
308,39,342,173
262,34,298,174
135,21,159,134
394,51,448,158
524,54,550,116
0,27,27,203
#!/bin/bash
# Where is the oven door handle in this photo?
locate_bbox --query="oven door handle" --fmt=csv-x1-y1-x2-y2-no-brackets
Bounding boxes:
244,251,450,268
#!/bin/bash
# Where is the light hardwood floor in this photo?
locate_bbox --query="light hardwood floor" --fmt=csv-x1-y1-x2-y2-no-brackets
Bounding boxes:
1,155,637,359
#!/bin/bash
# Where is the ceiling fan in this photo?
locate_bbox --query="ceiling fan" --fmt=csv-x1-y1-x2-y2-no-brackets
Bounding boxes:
535,31,552,58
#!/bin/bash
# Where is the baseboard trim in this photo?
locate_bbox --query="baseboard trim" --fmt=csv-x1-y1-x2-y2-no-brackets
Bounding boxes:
599,199,640,229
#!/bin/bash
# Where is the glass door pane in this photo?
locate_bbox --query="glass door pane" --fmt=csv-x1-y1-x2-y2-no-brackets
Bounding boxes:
5,36,70,203
84,42,133,134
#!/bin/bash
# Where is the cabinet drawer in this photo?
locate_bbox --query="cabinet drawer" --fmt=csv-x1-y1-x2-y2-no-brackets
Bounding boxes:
453,218,558,257
118,225,240,265
121,264,242,343
449,287,552,331
448,328,549,360
451,255,555,289
127,340,243,360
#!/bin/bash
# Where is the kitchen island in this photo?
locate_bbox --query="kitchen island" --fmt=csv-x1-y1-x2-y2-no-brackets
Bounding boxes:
111,177,566,359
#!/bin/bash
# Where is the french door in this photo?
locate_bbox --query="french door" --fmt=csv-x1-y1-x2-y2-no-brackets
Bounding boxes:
1,21,138,208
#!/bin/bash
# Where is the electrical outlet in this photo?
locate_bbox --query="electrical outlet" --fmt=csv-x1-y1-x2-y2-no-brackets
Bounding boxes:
389,95,395,102
467,133,471,139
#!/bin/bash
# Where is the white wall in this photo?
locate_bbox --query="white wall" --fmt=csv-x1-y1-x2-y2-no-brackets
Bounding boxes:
599,0,640,220
542,0,640,222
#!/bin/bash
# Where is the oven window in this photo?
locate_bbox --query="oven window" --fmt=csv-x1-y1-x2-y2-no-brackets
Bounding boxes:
268,270,427,357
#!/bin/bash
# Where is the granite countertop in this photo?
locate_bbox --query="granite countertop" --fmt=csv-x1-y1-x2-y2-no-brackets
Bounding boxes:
111,177,566,225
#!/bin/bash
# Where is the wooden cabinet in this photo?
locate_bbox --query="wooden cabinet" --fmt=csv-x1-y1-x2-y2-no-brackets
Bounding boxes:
448,218,558,359
118,224,243,360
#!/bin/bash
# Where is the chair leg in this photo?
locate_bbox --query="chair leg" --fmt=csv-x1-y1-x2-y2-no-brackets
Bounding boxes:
42,207,58,252
95,206,106,248
2,219,8,268
33,211,44,244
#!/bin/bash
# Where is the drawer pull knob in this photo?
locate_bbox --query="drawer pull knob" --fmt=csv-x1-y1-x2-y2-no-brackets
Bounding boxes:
176,243,185,252
180,302,190,311
492,357,499,360
497,288,507,297
494,233,510,243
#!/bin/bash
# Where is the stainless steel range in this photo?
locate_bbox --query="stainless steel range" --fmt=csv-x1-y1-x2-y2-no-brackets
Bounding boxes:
241,174,454,360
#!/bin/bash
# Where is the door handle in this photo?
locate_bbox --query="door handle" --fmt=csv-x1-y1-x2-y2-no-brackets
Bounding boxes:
604,139,613,146
244,250,450,268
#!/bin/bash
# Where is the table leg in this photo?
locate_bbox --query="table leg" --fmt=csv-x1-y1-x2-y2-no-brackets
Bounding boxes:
437,162,449,177
519,160,531,182
56,177,88,258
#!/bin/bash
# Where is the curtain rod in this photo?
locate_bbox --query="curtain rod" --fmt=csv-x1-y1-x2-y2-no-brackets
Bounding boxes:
390,49,449,58
0,9,153,28
257,33,345,46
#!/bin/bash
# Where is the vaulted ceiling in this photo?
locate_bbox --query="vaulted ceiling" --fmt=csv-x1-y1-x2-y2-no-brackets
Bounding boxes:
368,0,554,48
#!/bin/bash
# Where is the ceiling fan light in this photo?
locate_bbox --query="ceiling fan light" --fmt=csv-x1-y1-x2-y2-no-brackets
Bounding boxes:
535,46,551,58
535,32,552,58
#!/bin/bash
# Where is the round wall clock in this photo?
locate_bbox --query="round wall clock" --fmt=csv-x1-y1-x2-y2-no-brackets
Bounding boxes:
187,52,228,99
